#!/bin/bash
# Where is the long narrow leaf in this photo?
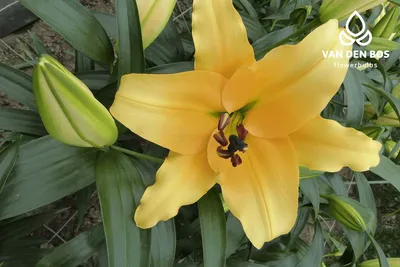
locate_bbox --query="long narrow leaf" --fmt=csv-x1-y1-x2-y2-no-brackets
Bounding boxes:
198,188,226,267
116,0,145,78
0,136,97,220
34,224,105,267
0,140,19,196
96,151,151,267
0,63,36,111
19,0,114,65
0,108,46,136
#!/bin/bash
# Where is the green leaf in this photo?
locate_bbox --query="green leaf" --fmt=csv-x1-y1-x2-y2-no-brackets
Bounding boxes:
0,210,59,244
75,71,112,91
239,11,266,42
300,179,320,215
355,173,377,217
288,207,312,249
34,224,105,267
0,140,19,196
226,212,246,258
367,37,400,51
19,0,114,66
76,185,95,229
0,63,36,111
29,31,49,56
146,18,186,65
96,151,151,267
343,68,364,126
0,108,46,136
93,12,117,40
151,221,176,267
75,51,95,73
198,188,226,267
370,155,400,192
366,232,390,267
0,136,97,220
296,223,323,267
146,62,194,74
299,166,323,180
116,0,145,77
252,26,297,60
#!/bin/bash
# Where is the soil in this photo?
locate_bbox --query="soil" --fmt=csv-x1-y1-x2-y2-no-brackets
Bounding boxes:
0,0,399,261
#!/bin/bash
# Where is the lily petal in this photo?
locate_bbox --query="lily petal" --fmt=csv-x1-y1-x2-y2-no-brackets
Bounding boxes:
135,151,216,228
139,0,177,48
110,71,227,155
289,116,382,172
207,134,299,249
192,0,255,78
222,20,350,138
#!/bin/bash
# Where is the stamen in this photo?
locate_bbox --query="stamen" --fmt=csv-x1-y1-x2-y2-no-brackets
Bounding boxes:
213,131,228,146
217,146,232,159
236,124,248,140
231,154,242,167
218,113,230,131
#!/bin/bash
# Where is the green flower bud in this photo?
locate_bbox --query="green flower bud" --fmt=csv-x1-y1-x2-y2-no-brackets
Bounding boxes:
361,258,400,267
384,140,400,158
364,103,377,120
33,55,118,148
322,194,375,232
375,112,400,127
372,6,400,38
319,0,386,23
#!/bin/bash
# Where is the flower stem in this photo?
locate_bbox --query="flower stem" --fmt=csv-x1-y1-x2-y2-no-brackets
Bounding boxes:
110,145,164,164
345,180,392,185
264,18,322,53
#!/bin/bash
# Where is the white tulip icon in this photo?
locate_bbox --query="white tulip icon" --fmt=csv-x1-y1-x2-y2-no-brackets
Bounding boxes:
339,11,373,46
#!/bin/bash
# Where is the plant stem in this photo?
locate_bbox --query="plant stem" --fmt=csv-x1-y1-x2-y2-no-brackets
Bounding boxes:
345,180,391,185
110,145,164,164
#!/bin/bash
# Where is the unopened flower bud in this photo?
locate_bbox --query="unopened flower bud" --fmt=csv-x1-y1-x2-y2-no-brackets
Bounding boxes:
384,140,400,158
372,6,400,38
322,194,375,232
33,55,118,147
319,0,386,23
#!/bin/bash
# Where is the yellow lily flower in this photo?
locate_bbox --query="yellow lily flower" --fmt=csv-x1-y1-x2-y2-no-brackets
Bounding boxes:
110,0,381,248
138,0,177,48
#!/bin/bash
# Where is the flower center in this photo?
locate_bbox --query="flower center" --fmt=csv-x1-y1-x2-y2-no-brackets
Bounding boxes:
213,112,248,167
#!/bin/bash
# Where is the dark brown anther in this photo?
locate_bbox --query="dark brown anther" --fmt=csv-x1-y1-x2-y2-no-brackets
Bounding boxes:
236,124,248,140
218,113,230,131
217,146,232,159
231,154,243,167
213,131,228,146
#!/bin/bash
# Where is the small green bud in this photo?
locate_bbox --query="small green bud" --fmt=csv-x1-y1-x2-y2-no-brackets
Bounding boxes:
319,0,386,23
364,103,377,120
384,140,400,158
372,6,400,38
375,112,400,127
33,55,118,148
361,258,400,267
322,194,376,232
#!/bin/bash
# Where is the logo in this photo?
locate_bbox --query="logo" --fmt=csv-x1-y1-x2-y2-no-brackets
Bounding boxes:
339,11,372,46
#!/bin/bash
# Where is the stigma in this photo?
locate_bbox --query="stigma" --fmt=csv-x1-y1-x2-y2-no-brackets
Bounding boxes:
214,113,248,167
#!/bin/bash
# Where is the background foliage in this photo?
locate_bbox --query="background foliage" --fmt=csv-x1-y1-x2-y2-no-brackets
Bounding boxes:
1,0,400,266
